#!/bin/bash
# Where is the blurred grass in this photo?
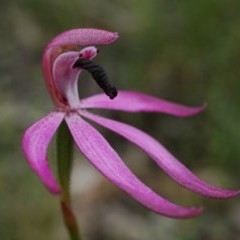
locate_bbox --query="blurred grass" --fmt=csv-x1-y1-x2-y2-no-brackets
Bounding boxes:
0,0,240,239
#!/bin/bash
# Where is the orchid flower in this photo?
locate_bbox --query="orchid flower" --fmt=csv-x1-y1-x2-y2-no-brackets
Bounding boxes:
22,28,239,220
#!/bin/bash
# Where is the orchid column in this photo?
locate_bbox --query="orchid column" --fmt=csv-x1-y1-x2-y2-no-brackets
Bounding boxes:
22,28,239,240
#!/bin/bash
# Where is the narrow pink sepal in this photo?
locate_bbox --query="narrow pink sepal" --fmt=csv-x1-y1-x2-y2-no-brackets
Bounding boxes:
81,91,206,117
47,28,119,49
66,113,202,218
22,112,65,194
82,111,240,199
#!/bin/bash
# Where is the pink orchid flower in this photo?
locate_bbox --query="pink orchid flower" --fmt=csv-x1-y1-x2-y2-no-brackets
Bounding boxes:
22,28,239,219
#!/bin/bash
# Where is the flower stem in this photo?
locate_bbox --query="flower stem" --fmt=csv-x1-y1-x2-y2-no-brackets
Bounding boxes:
56,121,82,240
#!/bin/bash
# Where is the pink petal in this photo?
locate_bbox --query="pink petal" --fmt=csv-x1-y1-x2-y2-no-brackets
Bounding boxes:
81,111,240,199
22,112,65,194
47,28,119,49
65,113,203,218
81,91,205,117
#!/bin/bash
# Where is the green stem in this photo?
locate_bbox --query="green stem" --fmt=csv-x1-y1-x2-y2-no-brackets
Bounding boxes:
60,200,81,240
56,121,82,240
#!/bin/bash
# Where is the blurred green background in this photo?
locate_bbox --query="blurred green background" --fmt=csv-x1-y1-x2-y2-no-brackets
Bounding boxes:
1,0,240,239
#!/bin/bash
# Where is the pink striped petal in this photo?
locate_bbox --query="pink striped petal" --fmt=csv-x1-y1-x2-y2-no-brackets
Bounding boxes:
80,91,205,117
82,111,240,199
22,112,65,194
66,113,203,218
